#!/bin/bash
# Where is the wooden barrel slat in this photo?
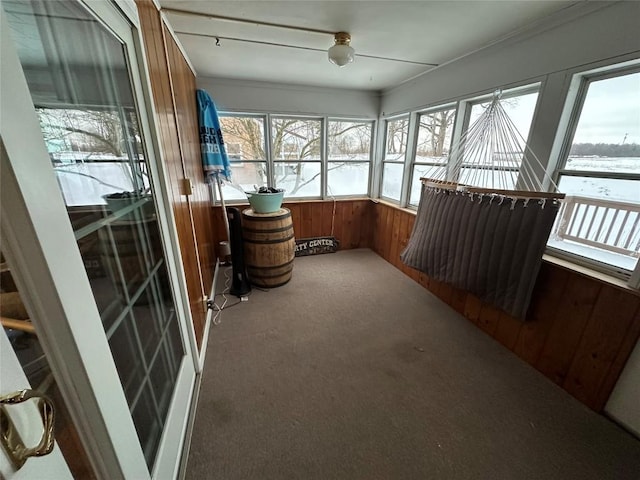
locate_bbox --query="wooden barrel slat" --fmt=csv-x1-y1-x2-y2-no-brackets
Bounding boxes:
242,208,295,288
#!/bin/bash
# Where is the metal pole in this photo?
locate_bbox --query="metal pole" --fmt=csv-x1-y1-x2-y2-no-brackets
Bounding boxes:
216,174,231,243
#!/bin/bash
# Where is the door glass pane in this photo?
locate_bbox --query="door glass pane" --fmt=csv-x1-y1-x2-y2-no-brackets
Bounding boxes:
4,0,184,469
1,254,96,478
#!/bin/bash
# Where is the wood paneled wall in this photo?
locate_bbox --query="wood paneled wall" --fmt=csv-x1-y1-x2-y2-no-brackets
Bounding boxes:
138,0,215,349
212,199,373,253
372,200,640,412
162,20,215,311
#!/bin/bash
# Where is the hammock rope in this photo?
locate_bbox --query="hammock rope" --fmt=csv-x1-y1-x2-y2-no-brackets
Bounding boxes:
403,91,565,319
424,91,561,197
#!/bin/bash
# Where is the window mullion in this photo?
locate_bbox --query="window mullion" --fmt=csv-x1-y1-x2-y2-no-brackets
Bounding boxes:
321,116,328,199
400,112,418,207
264,113,274,187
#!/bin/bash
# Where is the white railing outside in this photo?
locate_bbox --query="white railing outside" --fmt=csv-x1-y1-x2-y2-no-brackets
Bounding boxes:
551,195,640,258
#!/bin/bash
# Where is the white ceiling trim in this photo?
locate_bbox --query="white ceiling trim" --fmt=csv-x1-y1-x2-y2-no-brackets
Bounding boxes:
160,11,197,76
382,0,606,95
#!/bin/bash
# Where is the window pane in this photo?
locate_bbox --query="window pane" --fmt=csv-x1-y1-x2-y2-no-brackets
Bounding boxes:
409,165,446,206
465,90,539,181
459,168,517,190
40,108,148,207
469,90,539,152
327,162,370,196
219,116,266,161
384,118,409,162
272,118,321,161
415,108,456,164
382,163,404,201
218,161,267,201
549,71,640,276
328,121,372,160
549,175,640,274
274,162,321,197
558,176,639,204
565,72,640,174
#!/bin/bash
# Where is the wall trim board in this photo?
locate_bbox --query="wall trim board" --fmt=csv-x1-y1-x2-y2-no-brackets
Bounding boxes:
160,12,197,77
201,75,381,97
197,76,380,118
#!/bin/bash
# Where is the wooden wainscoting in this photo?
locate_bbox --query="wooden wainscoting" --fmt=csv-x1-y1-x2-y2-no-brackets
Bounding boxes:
212,199,373,255
138,0,215,349
372,200,640,412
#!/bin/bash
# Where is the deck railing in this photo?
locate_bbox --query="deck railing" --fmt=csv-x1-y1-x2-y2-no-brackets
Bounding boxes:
551,195,640,258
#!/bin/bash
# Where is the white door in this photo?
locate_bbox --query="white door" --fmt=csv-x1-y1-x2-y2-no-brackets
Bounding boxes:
0,331,72,479
1,1,197,478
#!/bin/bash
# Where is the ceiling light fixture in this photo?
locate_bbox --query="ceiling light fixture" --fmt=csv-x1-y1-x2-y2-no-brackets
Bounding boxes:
328,32,355,67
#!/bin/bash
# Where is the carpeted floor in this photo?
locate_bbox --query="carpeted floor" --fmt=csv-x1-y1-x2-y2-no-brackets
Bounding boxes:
185,249,640,479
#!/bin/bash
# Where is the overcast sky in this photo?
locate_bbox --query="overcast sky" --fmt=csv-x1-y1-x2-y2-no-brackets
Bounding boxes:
573,72,640,145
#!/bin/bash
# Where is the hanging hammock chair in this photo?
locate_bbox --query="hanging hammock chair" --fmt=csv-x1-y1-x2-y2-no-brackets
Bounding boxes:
401,91,565,319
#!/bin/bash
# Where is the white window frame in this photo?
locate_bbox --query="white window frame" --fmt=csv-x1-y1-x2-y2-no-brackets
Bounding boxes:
546,63,640,286
216,112,376,202
270,114,324,200
380,114,412,204
326,118,375,198
454,83,542,191
213,113,269,202
407,103,458,207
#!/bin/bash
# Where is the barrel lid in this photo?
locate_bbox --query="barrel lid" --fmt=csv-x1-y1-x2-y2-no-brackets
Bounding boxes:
242,207,290,219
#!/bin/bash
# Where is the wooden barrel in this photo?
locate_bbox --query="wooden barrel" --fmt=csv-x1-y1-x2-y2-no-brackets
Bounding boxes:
242,208,295,288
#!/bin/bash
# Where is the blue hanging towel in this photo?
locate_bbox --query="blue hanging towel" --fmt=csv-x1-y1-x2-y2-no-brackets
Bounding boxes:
196,89,231,183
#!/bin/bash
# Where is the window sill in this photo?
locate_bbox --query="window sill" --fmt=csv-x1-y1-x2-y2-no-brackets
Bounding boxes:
370,198,418,216
542,253,639,297
212,197,372,208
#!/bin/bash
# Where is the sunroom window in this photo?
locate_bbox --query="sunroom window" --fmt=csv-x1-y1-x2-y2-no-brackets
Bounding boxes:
409,106,456,206
457,86,539,190
548,68,640,278
217,115,268,200
272,117,322,198
218,114,375,200
327,120,373,196
381,116,410,202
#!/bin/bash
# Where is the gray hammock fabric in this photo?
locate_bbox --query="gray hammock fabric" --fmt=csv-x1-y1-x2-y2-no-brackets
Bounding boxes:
401,184,560,319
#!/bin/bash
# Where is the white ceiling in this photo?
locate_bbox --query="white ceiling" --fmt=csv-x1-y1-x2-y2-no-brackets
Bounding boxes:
160,0,583,91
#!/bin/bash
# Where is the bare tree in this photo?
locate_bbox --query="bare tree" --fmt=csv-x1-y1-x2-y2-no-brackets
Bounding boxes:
37,108,127,158
386,118,409,157
220,117,372,195
416,110,456,157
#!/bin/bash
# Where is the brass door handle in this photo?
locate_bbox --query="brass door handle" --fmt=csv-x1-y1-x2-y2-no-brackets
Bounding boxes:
0,389,55,469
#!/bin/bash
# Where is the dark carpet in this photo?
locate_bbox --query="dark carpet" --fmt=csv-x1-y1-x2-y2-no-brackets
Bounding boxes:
186,249,640,479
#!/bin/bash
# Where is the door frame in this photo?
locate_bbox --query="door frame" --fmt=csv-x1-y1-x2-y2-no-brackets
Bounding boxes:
0,0,200,477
